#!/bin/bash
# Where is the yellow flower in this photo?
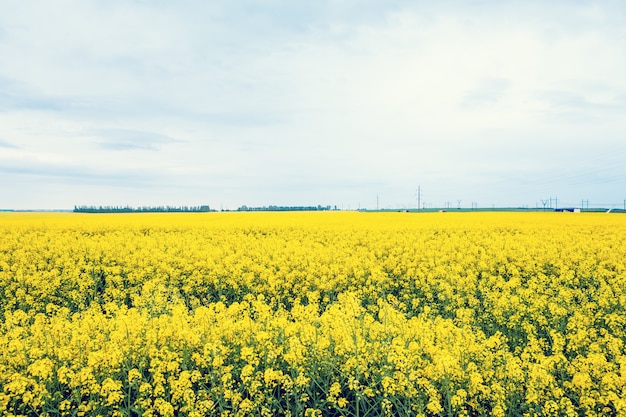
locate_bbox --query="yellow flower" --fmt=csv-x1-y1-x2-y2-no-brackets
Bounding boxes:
128,368,142,384
101,377,123,406
2,211,626,417
238,398,254,413
304,408,322,417
154,398,175,417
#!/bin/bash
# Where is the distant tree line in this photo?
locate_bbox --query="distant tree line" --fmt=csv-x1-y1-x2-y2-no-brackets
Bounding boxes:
74,205,213,213
237,205,335,212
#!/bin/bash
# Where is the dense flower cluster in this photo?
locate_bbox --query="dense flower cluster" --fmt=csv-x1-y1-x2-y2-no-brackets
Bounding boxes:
1,211,625,416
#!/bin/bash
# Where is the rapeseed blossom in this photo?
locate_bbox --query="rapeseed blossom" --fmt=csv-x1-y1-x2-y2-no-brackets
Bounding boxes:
0,211,625,416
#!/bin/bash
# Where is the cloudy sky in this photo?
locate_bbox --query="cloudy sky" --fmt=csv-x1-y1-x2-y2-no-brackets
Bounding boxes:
1,1,625,210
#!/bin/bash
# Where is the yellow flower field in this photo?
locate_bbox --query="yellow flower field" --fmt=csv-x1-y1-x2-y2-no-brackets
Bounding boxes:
1,211,625,416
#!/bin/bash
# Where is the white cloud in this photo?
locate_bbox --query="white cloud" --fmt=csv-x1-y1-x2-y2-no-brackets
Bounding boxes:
0,1,625,209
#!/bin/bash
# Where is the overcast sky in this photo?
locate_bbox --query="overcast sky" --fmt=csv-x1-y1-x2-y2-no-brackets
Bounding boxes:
1,1,625,210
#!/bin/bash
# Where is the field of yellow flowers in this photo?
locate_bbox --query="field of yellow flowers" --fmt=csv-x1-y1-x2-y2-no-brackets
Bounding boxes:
1,211,625,417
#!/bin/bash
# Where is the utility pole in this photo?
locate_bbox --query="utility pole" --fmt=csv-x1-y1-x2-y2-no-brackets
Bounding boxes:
417,185,421,211
377,194,379,211
457,200,462,210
